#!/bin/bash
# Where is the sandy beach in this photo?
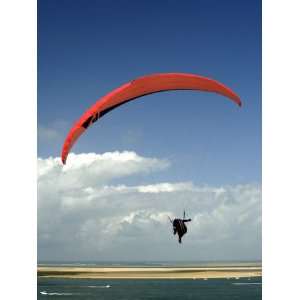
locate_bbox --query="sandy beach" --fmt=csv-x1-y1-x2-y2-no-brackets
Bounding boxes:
37,266,262,279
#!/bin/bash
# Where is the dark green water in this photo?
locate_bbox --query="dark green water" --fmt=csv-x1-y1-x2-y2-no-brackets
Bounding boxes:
38,277,262,299
38,261,261,268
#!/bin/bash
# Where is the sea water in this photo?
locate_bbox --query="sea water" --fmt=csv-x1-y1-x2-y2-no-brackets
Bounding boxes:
38,260,261,268
38,277,262,299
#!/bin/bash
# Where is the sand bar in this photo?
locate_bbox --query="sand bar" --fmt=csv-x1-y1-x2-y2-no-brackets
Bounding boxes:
38,266,262,279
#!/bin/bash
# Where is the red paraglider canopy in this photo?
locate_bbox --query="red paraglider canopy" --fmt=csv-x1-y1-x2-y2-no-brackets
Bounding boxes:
61,73,241,164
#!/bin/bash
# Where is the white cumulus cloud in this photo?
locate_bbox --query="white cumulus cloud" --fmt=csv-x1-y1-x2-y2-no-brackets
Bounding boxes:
38,152,261,261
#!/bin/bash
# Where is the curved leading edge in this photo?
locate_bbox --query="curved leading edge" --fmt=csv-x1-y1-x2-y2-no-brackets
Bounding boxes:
61,73,242,164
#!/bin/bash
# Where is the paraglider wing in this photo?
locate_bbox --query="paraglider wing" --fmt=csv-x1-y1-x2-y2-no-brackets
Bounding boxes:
61,73,241,164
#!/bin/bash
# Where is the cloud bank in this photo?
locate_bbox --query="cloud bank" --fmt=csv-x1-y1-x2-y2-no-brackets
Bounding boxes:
38,151,261,261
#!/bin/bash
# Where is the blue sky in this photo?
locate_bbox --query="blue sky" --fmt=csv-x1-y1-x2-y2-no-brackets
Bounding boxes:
38,0,261,186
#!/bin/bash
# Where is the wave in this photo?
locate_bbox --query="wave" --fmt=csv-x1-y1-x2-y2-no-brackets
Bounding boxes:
87,285,111,288
39,285,111,296
232,282,262,285
40,291,76,296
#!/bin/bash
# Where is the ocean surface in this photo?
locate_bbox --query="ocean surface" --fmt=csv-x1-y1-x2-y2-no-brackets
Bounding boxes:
38,260,261,268
38,277,262,299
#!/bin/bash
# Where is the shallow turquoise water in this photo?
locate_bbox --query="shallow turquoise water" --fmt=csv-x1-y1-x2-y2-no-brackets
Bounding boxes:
38,277,262,299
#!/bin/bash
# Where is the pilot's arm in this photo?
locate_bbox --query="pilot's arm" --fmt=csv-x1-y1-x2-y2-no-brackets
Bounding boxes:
183,218,192,222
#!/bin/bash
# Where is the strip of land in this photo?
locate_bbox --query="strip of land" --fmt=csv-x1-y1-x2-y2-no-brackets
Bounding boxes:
38,266,262,279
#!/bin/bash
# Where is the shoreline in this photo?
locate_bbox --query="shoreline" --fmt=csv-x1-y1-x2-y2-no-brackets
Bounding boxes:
38,266,262,279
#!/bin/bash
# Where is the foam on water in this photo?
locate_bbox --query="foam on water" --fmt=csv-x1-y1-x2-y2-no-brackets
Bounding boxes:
87,285,111,288
232,282,262,285
40,291,75,295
